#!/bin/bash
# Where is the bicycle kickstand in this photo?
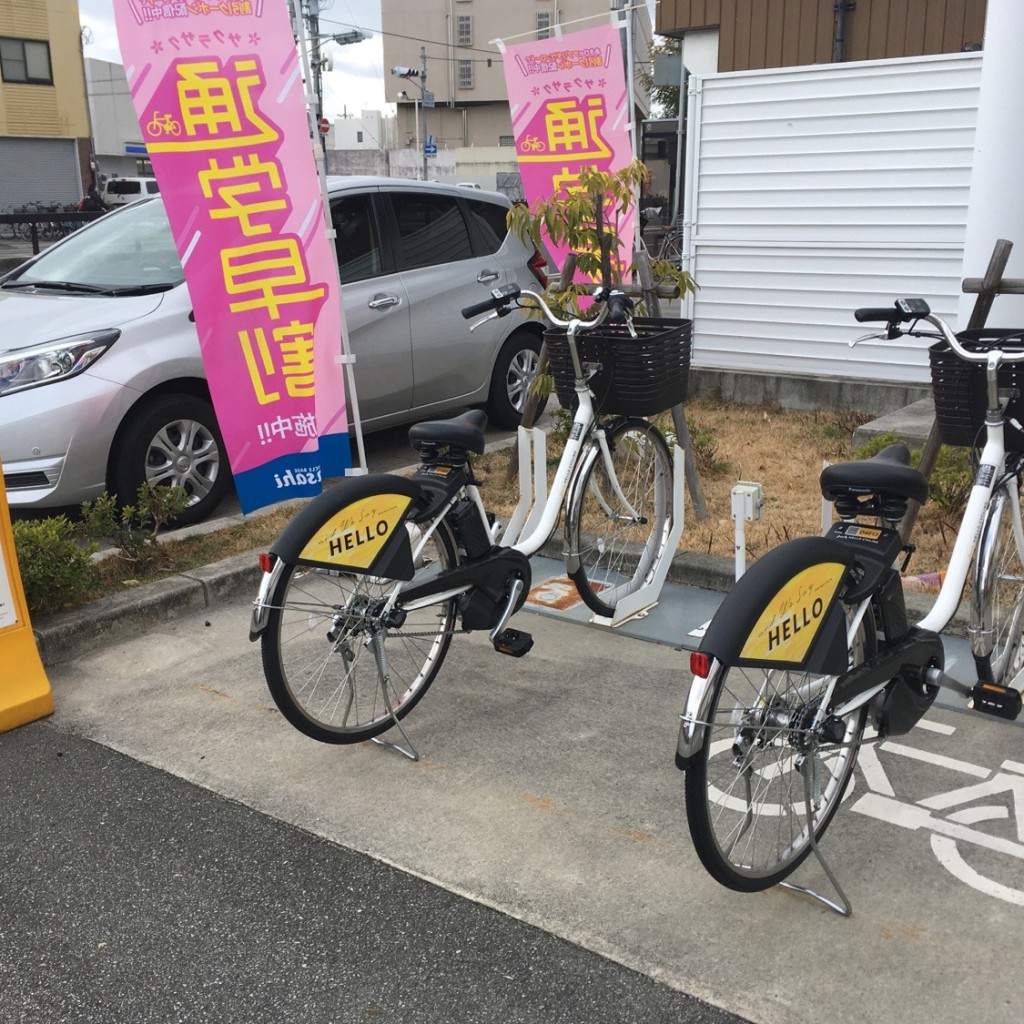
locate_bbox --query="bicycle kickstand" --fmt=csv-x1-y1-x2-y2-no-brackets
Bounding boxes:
778,743,853,916
366,631,420,762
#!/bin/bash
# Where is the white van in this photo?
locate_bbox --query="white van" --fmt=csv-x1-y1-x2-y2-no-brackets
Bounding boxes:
102,177,160,207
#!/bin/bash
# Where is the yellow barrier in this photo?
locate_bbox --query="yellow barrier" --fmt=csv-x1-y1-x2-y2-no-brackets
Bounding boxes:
0,460,54,731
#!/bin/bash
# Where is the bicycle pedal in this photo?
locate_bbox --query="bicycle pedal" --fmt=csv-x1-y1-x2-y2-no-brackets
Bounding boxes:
492,628,533,658
970,682,1023,721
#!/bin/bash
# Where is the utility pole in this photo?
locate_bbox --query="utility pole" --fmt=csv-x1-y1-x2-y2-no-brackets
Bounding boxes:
420,46,429,182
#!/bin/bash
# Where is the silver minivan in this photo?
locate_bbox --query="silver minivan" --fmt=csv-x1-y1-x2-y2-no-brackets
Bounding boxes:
0,177,547,525
102,176,161,207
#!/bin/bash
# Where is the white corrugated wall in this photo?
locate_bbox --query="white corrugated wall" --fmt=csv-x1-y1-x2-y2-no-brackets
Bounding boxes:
682,52,982,385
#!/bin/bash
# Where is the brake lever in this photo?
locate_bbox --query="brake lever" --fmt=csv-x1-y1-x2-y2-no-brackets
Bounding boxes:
849,326,899,347
469,310,501,332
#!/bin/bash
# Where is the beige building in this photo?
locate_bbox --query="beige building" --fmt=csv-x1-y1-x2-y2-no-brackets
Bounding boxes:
0,0,92,208
381,0,653,154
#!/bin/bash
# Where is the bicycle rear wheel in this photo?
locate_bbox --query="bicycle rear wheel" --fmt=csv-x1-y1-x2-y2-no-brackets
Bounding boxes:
262,518,460,744
684,620,872,891
973,479,1024,686
566,418,673,617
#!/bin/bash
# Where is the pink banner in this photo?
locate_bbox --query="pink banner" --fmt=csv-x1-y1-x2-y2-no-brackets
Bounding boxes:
113,0,350,514
503,23,636,284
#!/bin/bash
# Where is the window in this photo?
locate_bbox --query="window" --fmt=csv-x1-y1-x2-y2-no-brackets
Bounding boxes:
357,131,364,143
331,194,382,284
457,15,473,46
499,135,515,147
536,13,552,40
0,37,53,85
466,199,509,255
390,193,473,270
459,60,474,90
145,181,160,195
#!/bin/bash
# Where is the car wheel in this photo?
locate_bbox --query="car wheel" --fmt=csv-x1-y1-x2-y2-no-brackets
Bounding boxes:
487,330,547,430
110,394,231,527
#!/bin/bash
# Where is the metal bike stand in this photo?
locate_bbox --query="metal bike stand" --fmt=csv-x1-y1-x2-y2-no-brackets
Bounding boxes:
778,744,853,916
366,632,420,763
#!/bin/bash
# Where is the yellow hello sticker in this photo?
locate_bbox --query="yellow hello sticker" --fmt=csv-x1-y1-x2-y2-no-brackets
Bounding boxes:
299,494,412,570
739,562,847,663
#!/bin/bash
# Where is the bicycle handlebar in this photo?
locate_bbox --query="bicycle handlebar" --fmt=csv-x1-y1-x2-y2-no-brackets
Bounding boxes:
855,298,1024,366
460,282,624,335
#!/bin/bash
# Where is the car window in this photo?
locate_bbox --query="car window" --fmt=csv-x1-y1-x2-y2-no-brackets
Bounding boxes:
331,194,382,284
465,198,509,255
11,199,184,288
390,192,474,271
107,180,142,195
146,181,160,194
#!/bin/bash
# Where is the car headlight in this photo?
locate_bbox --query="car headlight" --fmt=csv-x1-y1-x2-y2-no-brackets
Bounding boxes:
0,330,120,396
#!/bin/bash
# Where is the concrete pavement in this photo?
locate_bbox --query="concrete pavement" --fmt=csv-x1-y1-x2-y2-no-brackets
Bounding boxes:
11,545,1024,1024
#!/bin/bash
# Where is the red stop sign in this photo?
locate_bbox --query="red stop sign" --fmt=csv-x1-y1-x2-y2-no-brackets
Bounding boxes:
318,117,330,135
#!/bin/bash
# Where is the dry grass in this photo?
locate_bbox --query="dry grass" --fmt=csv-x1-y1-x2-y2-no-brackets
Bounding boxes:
82,397,957,614
473,397,957,577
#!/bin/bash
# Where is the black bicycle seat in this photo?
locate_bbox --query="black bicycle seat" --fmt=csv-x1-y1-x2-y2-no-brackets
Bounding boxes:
408,409,489,454
819,443,930,506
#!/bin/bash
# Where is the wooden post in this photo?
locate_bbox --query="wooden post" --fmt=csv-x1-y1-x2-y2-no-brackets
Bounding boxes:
900,239,1014,544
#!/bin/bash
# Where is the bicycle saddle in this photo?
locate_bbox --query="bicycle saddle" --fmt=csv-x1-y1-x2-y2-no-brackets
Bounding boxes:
408,409,489,454
819,443,930,506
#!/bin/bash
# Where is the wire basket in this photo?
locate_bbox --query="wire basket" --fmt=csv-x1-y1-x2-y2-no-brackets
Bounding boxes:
544,317,692,417
929,328,1024,450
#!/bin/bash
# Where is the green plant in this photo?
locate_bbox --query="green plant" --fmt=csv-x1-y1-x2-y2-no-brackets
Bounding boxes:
12,515,98,616
928,445,973,520
507,161,696,314
80,485,190,573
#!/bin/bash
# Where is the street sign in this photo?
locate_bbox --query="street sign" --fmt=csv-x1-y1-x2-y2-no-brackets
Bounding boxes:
319,117,330,136
424,133,437,156
423,90,435,109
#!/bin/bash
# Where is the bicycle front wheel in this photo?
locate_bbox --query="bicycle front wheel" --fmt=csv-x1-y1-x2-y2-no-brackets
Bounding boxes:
262,518,460,744
973,480,1024,686
566,418,673,617
684,620,872,891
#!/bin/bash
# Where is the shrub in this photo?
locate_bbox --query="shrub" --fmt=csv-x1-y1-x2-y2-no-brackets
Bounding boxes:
12,516,97,616
80,485,189,573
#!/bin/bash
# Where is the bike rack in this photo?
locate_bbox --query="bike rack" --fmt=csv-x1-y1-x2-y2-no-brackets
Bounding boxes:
502,427,686,627
591,443,686,628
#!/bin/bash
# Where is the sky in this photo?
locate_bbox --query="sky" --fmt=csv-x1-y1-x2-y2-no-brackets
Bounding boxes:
77,1,659,120
77,0,390,119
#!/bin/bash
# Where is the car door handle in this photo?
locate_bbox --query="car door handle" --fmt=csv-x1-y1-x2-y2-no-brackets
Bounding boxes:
477,270,500,284
368,294,400,310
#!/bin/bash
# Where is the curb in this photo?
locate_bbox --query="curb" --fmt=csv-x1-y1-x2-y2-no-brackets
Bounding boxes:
32,536,967,669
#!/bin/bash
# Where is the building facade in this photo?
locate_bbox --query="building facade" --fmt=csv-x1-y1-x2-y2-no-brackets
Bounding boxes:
655,0,986,73
85,58,152,184
380,0,653,155
0,0,91,208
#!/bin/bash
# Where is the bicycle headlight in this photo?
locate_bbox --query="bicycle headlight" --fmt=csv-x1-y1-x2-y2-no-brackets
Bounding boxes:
0,330,120,396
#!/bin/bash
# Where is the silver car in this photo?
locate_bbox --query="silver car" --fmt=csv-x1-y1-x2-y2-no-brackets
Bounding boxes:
0,177,548,525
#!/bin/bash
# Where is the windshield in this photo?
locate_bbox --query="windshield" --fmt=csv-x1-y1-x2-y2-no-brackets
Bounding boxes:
107,180,143,195
9,199,184,290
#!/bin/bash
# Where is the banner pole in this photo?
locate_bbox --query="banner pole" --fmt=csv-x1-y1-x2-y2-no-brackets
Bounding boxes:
292,4,369,477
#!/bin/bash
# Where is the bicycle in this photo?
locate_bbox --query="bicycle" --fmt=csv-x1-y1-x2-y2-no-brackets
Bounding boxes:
675,297,1024,914
249,284,685,759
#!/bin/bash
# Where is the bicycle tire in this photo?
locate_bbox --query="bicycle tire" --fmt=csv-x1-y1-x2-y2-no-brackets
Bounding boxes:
973,480,1024,686
262,514,461,744
566,418,673,617
684,616,873,892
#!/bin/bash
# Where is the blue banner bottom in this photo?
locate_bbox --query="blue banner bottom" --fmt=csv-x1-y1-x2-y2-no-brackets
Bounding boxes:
233,431,352,515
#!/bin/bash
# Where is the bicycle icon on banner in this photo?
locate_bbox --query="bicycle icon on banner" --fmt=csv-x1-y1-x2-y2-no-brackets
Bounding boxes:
851,718,1024,907
146,112,182,137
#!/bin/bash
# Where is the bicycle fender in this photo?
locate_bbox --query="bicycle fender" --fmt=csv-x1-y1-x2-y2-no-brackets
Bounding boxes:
700,537,858,674
270,474,423,581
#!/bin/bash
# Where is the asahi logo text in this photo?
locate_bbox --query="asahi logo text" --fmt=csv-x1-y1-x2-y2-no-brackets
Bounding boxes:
328,519,390,557
273,466,323,489
767,597,825,652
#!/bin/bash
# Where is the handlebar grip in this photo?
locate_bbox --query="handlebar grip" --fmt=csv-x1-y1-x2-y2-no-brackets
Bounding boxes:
460,284,521,319
854,306,903,324
606,290,634,323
